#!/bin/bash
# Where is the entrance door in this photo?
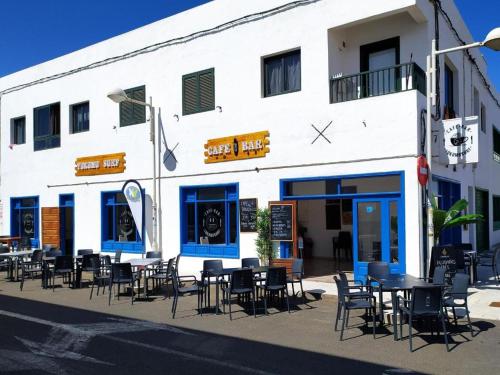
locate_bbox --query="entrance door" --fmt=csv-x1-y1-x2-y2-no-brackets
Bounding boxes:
475,189,489,251
353,198,403,280
59,194,74,255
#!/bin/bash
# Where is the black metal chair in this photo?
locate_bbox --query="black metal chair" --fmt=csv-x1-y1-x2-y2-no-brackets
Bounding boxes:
80,254,100,288
51,255,74,291
146,251,162,259
333,231,352,260
398,286,449,352
113,249,122,263
287,258,305,302
334,276,376,341
241,258,260,268
109,263,137,305
46,250,63,258
443,273,474,336
257,267,290,315
334,271,373,330
77,249,93,256
477,246,500,283
145,257,174,298
90,255,111,299
0,245,11,276
171,268,203,318
201,259,225,309
222,268,256,320
20,249,44,291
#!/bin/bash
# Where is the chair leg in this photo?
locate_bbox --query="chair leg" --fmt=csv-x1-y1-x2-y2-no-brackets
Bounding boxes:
108,281,113,306
409,316,413,352
172,294,178,318
52,273,56,292
452,307,457,326
291,282,295,297
130,282,134,305
335,301,341,331
285,287,291,313
263,290,268,315
90,277,95,300
372,305,376,338
340,307,347,341
228,294,233,321
300,280,305,303
465,302,474,337
252,290,256,318
346,309,350,328
441,314,450,352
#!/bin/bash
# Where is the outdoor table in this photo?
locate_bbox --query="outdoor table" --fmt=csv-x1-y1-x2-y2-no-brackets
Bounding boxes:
367,274,431,341
128,258,162,299
0,250,33,280
202,266,269,315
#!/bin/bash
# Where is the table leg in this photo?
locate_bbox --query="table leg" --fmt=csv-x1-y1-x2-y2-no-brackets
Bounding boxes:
378,287,384,326
215,276,220,315
392,291,398,341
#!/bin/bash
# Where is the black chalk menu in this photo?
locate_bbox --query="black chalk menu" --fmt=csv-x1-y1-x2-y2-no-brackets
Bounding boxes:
270,204,293,241
240,198,257,232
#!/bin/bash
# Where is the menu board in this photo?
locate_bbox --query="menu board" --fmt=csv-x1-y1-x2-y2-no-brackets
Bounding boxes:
240,198,257,232
270,203,294,241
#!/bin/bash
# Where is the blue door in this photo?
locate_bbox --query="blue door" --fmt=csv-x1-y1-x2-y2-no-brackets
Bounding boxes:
353,198,404,281
437,180,461,245
59,194,74,255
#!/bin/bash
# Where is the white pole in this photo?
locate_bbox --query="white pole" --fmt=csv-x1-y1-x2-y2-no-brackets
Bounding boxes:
157,112,163,257
150,97,158,253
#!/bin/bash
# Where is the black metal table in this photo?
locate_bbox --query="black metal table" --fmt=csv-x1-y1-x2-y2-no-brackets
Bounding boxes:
202,266,269,315
368,274,431,341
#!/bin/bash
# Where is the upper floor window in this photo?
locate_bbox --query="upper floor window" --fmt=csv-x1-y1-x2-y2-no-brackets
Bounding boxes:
444,63,457,119
182,68,215,115
11,116,26,145
120,86,145,127
494,196,500,231
34,102,60,151
473,87,479,116
70,102,89,133
493,126,500,162
263,49,301,97
480,104,486,133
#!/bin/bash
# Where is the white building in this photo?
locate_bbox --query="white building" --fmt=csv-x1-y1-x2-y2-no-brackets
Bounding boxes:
1,0,499,280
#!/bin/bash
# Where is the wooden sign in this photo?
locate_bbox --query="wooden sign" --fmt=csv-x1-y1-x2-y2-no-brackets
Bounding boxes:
75,152,126,176
204,131,270,164
240,198,257,232
270,202,295,242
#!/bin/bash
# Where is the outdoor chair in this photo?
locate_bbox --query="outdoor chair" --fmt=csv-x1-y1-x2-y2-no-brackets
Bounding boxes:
334,271,373,330
0,246,10,275
477,246,500,283
333,231,352,260
201,259,226,309
222,268,256,320
90,255,112,299
256,267,291,315
145,257,174,298
242,257,265,287
443,273,474,337
398,286,449,352
77,249,93,256
171,269,203,318
287,258,305,302
367,261,390,295
333,276,376,341
19,249,44,291
146,251,162,259
108,263,138,305
51,255,74,291
80,254,100,288
46,250,63,258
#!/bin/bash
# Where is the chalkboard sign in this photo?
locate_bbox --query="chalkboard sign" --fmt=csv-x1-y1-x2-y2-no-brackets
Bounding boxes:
429,245,463,278
240,198,257,232
270,203,294,241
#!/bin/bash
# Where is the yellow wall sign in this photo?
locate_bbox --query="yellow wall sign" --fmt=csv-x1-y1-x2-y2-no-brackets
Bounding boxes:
204,131,270,164
75,152,126,176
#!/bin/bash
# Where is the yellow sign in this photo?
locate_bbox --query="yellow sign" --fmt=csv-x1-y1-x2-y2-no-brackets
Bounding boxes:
204,131,270,164
75,152,126,176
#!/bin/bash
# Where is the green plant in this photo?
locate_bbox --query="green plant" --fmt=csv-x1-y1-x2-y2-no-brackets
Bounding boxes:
431,195,483,246
255,208,274,262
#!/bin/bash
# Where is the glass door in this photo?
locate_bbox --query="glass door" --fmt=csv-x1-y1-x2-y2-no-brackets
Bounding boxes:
353,198,403,281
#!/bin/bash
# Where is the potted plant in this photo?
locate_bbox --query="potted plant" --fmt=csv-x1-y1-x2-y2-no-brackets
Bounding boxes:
255,208,274,265
431,196,483,246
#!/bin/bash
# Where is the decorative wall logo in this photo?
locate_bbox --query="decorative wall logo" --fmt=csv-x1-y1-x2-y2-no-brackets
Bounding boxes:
439,117,479,165
23,213,34,235
119,209,135,237
202,208,222,238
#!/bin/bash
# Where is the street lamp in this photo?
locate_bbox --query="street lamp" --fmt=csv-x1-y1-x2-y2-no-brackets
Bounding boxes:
424,27,500,275
107,88,159,253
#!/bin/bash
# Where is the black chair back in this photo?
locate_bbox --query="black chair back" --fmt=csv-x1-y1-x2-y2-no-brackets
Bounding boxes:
203,259,223,274
54,256,73,271
291,258,304,275
146,251,161,259
31,249,43,263
47,250,63,258
111,263,133,282
77,249,93,256
174,253,181,271
82,254,99,270
338,271,349,288
334,276,346,301
266,267,287,287
432,266,447,285
114,249,122,263
411,286,443,315
231,269,254,292
241,257,260,268
367,261,389,279
449,273,469,298
101,255,112,266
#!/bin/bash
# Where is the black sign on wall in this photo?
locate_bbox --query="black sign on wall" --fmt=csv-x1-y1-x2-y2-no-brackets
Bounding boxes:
240,198,257,232
270,203,294,241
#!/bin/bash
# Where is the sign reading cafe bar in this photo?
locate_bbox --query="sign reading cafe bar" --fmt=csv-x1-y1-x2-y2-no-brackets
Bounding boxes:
204,131,270,164
75,152,126,176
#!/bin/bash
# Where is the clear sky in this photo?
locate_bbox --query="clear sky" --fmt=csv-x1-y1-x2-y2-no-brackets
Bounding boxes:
0,0,498,92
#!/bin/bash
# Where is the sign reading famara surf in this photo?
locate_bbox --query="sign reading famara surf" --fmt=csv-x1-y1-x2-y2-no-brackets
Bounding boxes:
75,152,126,176
204,131,270,163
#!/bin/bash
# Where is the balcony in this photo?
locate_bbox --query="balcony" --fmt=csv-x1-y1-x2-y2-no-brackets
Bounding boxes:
494,152,500,164
330,62,426,104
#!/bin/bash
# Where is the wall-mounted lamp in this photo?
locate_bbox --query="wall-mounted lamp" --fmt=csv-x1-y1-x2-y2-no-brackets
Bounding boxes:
216,106,222,113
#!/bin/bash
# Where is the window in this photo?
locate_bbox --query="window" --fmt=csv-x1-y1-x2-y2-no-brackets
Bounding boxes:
473,87,479,116
493,196,500,231
70,102,89,133
11,116,26,145
182,68,215,115
120,86,146,127
444,64,457,119
101,191,143,253
180,184,238,258
325,200,341,230
33,103,60,151
264,50,301,97
493,126,500,162
11,197,39,248
480,104,486,133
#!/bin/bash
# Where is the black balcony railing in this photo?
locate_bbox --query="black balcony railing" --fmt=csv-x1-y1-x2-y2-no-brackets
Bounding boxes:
330,62,426,104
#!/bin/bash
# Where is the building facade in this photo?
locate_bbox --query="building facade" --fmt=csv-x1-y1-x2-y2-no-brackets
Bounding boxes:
1,0,499,279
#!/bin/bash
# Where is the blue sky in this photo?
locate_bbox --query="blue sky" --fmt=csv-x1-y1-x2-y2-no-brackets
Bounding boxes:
0,0,498,92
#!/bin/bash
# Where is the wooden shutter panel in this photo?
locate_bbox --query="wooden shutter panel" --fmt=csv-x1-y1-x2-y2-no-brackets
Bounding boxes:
120,101,133,127
199,70,215,111
183,75,198,115
42,207,60,248
131,86,146,124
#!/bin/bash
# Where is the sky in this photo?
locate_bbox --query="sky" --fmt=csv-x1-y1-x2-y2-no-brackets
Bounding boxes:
0,0,498,92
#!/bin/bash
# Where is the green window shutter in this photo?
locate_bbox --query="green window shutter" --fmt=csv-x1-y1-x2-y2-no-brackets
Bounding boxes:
120,85,146,127
183,74,198,115
182,68,215,115
199,69,215,112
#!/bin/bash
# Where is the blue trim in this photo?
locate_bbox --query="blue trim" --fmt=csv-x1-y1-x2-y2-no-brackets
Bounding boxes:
59,194,75,256
10,195,40,248
432,175,461,184
179,183,239,259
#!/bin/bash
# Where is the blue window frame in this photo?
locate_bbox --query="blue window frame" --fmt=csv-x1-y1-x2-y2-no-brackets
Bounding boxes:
180,183,239,258
10,196,40,248
70,102,89,133
101,191,144,254
34,102,60,151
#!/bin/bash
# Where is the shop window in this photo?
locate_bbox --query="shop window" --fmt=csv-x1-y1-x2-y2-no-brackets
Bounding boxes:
70,102,89,133
34,102,60,151
493,196,500,231
101,191,143,253
120,85,146,127
182,68,215,115
11,197,39,248
263,49,301,97
180,184,238,258
11,116,26,145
